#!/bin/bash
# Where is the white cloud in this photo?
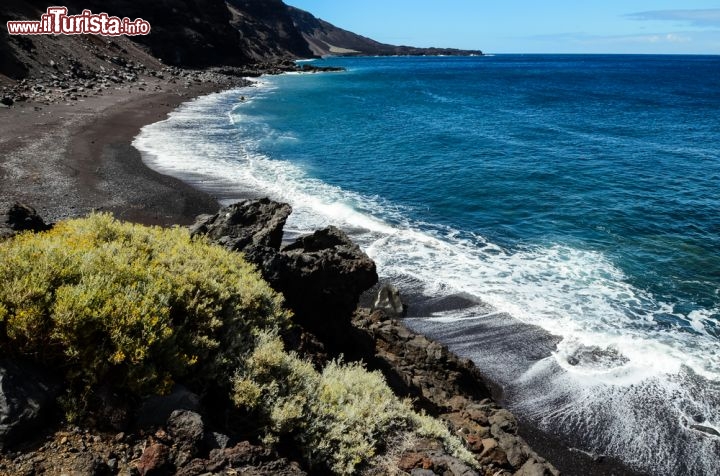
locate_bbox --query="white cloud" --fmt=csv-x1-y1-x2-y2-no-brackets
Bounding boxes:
627,9,720,28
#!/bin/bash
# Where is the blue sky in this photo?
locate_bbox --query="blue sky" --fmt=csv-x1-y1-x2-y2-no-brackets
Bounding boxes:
286,1,720,54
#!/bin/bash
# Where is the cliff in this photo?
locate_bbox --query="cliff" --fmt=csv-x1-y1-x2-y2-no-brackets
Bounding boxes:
1,0,482,80
226,0,314,61
288,5,483,57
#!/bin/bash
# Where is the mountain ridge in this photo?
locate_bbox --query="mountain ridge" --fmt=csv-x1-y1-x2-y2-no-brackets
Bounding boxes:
0,0,482,80
288,5,483,57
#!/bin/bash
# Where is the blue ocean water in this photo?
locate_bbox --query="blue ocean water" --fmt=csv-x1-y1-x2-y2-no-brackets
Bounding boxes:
134,55,720,475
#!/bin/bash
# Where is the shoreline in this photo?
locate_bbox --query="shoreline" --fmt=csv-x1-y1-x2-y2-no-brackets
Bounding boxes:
0,78,230,227
2,78,646,475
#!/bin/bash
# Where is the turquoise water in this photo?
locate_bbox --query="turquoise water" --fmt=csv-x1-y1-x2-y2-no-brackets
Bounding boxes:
135,55,720,474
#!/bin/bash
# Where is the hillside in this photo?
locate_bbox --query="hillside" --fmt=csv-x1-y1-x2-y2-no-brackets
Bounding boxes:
1,0,482,81
288,5,483,57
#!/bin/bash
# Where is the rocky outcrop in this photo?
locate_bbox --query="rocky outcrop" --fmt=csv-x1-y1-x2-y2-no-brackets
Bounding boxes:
1,202,51,239
190,198,291,252
191,200,378,342
5,202,51,232
271,226,378,334
352,309,560,476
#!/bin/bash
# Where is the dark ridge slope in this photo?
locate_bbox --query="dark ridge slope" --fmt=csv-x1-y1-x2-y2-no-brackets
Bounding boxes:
227,0,314,60
0,0,248,72
76,0,248,67
1,0,483,81
288,5,483,57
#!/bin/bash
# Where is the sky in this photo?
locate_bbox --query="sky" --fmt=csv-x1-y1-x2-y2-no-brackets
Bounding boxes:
286,1,720,54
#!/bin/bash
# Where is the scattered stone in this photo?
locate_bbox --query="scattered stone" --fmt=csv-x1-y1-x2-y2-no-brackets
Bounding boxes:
489,409,518,435
135,443,171,476
166,410,204,449
398,452,434,471
373,283,407,317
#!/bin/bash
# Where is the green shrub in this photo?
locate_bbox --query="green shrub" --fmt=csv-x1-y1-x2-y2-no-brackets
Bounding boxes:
0,213,476,474
233,332,477,475
0,213,290,400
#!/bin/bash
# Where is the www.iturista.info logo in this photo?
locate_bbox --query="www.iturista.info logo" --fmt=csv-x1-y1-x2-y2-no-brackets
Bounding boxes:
6,6,151,36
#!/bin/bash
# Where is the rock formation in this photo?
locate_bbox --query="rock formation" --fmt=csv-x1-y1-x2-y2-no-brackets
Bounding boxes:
0,201,559,475
191,200,378,343
1,0,482,81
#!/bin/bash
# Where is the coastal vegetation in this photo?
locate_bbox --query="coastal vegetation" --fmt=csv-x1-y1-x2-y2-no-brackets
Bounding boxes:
0,214,472,474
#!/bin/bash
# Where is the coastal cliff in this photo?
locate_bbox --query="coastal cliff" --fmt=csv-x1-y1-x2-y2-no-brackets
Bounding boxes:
0,201,557,476
1,0,481,81
287,5,483,57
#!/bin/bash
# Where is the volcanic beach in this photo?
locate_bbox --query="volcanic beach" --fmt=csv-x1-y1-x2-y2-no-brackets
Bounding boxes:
2,64,659,476
0,77,226,225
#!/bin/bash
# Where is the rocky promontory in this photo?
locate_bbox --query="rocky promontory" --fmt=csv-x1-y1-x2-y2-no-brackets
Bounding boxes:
0,200,557,475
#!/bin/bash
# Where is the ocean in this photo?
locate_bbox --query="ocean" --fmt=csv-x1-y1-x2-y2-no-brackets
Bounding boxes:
134,55,720,475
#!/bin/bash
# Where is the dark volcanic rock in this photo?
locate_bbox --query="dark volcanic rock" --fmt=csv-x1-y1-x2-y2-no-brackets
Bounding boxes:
167,410,205,450
193,200,378,343
5,202,51,233
0,360,60,451
352,309,491,410
269,226,378,338
298,64,345,73
351,310,560,475
190,198,291,253
136,385,201,430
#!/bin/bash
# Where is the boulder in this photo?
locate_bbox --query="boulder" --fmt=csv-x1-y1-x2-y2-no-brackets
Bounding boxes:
0,360,60,451
135,385,201,430
189,198,291,252
270,226,378,333
166,409,207,466
372,284,407,317
135,442,172,476
1,202,51,239
193,201,378,343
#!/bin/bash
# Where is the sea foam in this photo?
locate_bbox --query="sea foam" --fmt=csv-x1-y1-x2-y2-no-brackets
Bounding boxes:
133,74,720,475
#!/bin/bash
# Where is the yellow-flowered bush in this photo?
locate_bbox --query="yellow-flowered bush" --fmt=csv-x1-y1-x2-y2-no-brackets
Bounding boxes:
233,332,477,475
0,213,290,399
0,214,476,474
